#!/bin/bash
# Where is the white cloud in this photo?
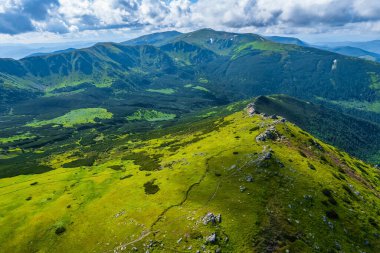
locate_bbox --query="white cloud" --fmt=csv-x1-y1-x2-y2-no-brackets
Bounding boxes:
1,0,380,42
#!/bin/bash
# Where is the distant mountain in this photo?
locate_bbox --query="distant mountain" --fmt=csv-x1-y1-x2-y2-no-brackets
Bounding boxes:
122,31,182,46
314,45,380,62
266,36,309,46
1,28,380,137
0,42,95,59
318,40,380,54
24,48,77,58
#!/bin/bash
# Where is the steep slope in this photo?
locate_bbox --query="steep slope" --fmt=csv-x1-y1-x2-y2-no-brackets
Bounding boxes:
253,95,380,164
0,102,379,252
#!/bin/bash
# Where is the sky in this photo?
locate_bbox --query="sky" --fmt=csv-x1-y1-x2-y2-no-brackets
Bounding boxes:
0,0,380,44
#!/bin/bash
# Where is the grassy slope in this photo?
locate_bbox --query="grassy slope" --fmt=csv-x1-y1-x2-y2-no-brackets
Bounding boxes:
253,95,380,164
0,103,379,253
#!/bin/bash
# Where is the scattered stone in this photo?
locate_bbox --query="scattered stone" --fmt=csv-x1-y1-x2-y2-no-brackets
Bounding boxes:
256,126,281,142
270,115,278,120
215,248,222,253
132,247,138,251
55,226,66,235
239,186,246,192
177,238,182,244
246,175,254,182
246,103,257,116
188,246,192,250
311,139,324,151
322,216,334,230
202,212,222,225
114,209,126,218
206,233,217,244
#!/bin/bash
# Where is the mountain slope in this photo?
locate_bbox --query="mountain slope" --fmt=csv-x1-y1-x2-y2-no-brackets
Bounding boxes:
253,95,380,163
0,102,379,252
266,36,309,46
122,31,182,46
1,29,380,135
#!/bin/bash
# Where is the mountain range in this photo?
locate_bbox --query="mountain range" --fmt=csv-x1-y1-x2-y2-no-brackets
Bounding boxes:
0,29,379,253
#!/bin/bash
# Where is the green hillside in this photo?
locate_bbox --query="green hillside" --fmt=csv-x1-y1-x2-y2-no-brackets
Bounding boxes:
253,95,380,163
1,29,380,125
0,102,379,252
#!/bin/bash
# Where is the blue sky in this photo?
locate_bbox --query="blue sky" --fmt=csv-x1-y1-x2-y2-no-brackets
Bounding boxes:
0,0,380,43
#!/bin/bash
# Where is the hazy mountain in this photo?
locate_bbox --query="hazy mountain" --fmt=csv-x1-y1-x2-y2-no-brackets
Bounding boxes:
0,42,96,60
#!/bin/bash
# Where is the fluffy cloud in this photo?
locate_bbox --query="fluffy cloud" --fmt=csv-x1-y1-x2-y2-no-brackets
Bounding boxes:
1,0,380,36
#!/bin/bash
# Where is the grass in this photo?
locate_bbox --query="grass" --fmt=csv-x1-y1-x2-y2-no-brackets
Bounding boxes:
184,84,210,92
198,78,209,84
231,41,293,60
0,132,35,144
126,109,176,122
26,108,113,128
146,88,176,95
0,103,379,252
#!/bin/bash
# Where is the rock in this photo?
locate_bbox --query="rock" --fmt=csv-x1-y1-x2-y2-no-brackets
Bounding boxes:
216,248,222,253
202,212,221,225
239,186,246,192
177,237,182,244
188,246,192,250
206,233,217,244
335,241,342,250
132,247,138,251
256,126,281,142
270,115,278,120
281,118,286,123
246,175,254,182
55,226,66,235
246,103,257,116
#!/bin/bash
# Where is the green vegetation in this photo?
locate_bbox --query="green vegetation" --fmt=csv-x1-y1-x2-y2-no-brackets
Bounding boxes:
146,88,176,94
184,84,210,92
254,95,380,163
198,78,209,84
369,72,380,92
26,108,113,127
193,85,210,92
126,109,176,121
0,133,35,144
0,103,378,252
1,29,380,252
